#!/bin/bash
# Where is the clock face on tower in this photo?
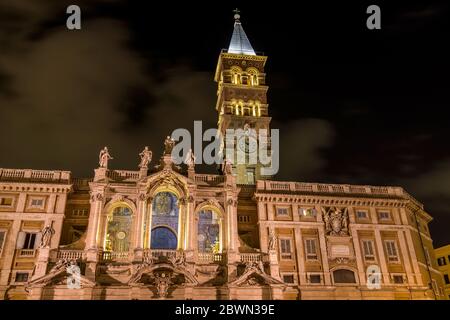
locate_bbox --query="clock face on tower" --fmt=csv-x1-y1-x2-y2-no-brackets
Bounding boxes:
238,136,258,153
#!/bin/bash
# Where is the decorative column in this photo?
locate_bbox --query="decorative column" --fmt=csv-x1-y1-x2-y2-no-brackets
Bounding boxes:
397,229,414,285
268,226,280,280
185,196,196,264
318,227,332,285
226,197,239,280
133,193,147,262
85,190,104,280
0,220,21,299
403,228,423,285
374,229,390,285
294,228,307,284
350,227,366,286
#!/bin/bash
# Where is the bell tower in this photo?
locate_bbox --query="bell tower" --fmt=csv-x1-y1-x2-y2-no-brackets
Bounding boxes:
215,10,272,185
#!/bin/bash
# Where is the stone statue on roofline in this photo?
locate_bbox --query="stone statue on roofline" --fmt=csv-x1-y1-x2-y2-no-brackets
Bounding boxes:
99,146,113,168
164,136,175,155
139,146,152,168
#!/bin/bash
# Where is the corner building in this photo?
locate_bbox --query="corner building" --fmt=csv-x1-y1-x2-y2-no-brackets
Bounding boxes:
0,14,447,300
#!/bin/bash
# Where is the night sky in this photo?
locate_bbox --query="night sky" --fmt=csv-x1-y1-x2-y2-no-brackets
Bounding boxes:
0,1,449,246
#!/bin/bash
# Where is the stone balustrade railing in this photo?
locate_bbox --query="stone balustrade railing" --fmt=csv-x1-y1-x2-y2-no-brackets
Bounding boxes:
102,251,130,261
195,174,225,185
106,170,141,182
17,249,36,257
256,180,423,208
0,168,71,183
198,252,223,263
57,250,84,260
239,252,269,263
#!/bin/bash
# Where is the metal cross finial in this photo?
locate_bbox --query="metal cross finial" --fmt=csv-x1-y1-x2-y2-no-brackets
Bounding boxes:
233,8,241,21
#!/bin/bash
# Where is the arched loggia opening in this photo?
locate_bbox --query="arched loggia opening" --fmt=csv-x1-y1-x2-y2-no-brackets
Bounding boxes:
150,191,179,250
196,207,223,254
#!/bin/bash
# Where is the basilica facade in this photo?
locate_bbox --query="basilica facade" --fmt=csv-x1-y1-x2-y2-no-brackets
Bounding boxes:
0,14,447,300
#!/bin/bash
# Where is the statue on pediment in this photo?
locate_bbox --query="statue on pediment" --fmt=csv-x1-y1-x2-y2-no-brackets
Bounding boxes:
164,136,175,155
99,146,113,168
139,146,152,168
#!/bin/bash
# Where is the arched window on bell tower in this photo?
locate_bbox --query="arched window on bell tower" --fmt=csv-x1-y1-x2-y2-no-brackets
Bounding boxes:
246,68,259,86
231,66,242,85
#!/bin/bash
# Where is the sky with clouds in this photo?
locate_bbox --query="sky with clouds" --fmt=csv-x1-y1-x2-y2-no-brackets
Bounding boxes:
0,1,449,245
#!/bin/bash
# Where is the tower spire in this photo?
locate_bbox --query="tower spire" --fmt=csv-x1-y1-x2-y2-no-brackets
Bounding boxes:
227,9,256,56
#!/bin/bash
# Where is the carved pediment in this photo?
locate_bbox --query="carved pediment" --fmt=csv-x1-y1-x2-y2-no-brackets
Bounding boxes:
229,262,284,287
128,259,198,286
27,260,95,289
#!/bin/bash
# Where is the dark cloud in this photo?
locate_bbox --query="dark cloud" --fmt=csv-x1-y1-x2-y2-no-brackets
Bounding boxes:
0,1,449,246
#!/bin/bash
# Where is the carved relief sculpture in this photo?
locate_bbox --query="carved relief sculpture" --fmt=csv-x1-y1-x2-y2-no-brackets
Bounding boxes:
322,207,349,236
39,223,55,248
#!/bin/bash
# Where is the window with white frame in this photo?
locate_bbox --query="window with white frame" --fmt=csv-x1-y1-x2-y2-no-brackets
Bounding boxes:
384,240,399,262
378,211,391,221
0,230,6,255
304,238,318,260
279,238,293,260
28,197,45,209
299,207,317,218
276,207,289,216
16,232,40,250
362,239,376,261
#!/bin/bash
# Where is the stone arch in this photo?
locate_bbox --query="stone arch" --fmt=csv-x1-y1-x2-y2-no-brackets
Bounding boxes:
194,201,225,253
100,199,136,251
330,267,358,285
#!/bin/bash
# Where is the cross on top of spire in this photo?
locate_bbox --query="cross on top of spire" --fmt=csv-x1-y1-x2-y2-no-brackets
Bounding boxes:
233,8,241,21
227,8,256,55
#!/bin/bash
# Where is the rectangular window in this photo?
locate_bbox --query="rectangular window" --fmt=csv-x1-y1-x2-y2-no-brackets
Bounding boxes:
309,274,321,284
282,274,295,284
246,169,255,184
305,238,318,260
30,199,44,207
385,240,399,262
279,238,292,260
276,207,289,216
444,274,450,285
393,275,404,284
437,257,447,266
15,273,29,283
362,240,375,261
378,211,391,220
0,231,6,255
356,210,368,219
72,208,88,217
238,215,251,223
23,233,37,249
0,197,13,206
299,208,316,218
